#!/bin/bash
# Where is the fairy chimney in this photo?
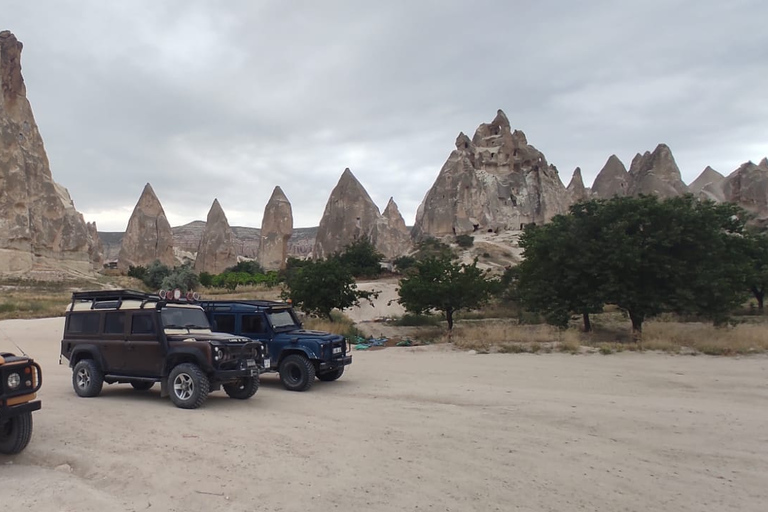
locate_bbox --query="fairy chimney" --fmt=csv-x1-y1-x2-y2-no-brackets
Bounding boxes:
258,186,293,271
567,167,589,203
590,155,629,199
0,31,91,274
117,183,175,270
627,144,689,198
194,199,238,274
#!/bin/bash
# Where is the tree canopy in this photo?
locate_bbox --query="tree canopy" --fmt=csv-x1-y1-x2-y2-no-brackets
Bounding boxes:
397,256,496,330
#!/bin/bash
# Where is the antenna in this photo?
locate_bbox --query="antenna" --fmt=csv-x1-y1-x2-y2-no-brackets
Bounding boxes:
0,325,28,356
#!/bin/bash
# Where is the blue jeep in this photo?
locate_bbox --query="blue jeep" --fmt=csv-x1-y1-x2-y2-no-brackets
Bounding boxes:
198,300,351,391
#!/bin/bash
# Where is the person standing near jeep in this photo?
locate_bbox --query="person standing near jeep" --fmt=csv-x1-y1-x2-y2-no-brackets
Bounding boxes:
60,290,266,409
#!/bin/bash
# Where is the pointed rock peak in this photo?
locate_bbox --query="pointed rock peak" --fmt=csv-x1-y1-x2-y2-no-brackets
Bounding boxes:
0,30,26,100
511,129,528,146
268,185,290,202
383,197,401,217
759,157,768,169
492,109,510,129
689,166,725,195
572,167,583,179
208,198,226,218
455,132,473,150
340,167,355,180
335,168,370,196
606,154,624,167
600,155,628,175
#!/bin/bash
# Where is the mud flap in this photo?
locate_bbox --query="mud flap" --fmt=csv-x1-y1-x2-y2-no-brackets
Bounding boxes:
160,378,169,398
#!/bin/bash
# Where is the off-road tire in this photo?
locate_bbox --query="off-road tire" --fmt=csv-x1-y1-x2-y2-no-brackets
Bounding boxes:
279,354,316,391
130,381,154,391
0,412,33,455
73,359,104,397
223,375,260,399
317,367,345,382
168,363,209,409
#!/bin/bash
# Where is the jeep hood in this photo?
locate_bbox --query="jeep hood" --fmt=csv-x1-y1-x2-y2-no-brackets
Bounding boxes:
166,332,255,344
275,329,344,342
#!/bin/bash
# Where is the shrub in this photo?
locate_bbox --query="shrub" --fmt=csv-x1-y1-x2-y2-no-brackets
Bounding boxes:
455,234,474,248
127,265,147,280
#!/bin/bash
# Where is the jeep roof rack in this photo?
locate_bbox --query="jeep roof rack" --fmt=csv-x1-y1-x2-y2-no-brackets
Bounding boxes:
69,289,161,311
197,299,288,309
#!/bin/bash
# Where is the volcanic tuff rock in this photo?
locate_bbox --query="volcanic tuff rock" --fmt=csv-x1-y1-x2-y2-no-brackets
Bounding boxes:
194,199,238,274
627,144,688,198
590,155,629,198
258,186,293,271
567,167,588,203
371,197,412,259
689,166,725,202
411,110,571,239
0,31,91,274
313,168,383,259
721,159,768,222
86,222,104,270
117,183,175,270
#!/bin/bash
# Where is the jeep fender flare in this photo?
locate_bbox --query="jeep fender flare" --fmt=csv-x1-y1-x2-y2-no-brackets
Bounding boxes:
69,345,107,370
278,347,316,366
163,348,211,376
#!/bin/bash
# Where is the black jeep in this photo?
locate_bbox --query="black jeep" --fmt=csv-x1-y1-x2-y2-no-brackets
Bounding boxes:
199,300,351,392
0,353,42,454
60,290,265,409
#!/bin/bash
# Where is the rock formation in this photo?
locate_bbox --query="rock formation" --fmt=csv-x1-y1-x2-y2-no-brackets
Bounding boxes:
86,222,104,270
371,197,412,259
117,183,175,270
689,166,725,202
0,31,91,275
411,110,571,239
627,144,688,198
313,169,383,259
258,186,293,271
721,159,768,222
567,167,589,203
194,199,238,274
590,155,629,199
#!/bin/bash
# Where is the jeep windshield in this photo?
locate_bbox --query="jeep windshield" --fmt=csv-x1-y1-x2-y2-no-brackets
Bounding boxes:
161,307,211,330
267,309,300,331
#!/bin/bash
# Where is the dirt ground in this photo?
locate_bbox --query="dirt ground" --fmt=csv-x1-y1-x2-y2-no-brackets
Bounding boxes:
2,317,768,512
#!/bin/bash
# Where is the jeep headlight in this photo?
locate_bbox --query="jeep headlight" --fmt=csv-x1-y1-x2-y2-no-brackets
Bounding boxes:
214,348,224,361
7,372,21,390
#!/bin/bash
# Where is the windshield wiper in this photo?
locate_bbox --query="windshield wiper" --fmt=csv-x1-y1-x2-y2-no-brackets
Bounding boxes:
164,324,183,329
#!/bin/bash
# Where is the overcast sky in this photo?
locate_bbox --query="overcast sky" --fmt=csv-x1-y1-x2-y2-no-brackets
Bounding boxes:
4,0,767,231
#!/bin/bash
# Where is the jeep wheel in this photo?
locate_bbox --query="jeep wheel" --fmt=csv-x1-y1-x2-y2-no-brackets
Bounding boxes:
168,363,209,409
73,359,104,397
223,375,260,399
130,381,154,391
317,367,345,382
279,355,316,391
0,412,33,455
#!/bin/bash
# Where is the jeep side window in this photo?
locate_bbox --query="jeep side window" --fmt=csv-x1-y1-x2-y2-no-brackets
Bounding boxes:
242,314,265,335
131,314,156,335
104,312,126,334
67,312,100,334
214,314,235,333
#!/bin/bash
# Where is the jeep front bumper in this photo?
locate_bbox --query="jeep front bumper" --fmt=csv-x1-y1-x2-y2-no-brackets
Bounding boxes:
318,355,352,372
0,400,41,422
212,358,266,382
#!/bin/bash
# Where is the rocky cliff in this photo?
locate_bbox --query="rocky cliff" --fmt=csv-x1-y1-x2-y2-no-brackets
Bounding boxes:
371,197,412,259
627,144,689,198
117,183,175,270
0,31,91,275
721,159,768,224
258,186,293,270
590,155,629,199
411,110,570,240
194,199,238,274
86,221,104,270
689,166,725,202
567,167,588,203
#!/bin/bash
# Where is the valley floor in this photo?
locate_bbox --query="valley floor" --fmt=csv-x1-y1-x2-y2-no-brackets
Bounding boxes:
1,318,767,512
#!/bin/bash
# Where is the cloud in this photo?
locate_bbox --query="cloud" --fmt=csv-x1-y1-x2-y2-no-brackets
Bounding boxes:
3,0,767,230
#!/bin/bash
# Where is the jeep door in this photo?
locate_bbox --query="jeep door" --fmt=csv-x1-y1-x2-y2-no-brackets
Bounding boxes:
100,311,128,371
123,312,164,377
241,313,272,360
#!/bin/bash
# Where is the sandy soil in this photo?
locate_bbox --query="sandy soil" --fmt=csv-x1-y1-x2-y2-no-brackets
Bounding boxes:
2,317,768,512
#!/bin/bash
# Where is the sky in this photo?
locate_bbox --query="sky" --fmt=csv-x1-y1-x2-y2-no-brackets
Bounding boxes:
3,0,767,231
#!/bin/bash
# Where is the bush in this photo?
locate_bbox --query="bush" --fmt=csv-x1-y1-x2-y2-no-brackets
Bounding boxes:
161,264,199,293
393,255,417,273
334,238,383,278
144,260,171,290
199,272,213,287
392,313,441,326
224,260,264,275
455,234,474,248
127,265,147,280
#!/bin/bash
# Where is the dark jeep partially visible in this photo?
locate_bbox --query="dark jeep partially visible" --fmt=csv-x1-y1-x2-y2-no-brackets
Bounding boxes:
60,290,266,409
0,353,41,454
199,299,351,392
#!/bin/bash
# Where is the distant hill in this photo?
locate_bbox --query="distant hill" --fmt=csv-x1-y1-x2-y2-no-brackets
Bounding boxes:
99,222,318,262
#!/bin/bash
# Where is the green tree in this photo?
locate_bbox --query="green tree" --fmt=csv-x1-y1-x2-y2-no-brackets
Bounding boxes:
198,272,214,288
161,264,200,293
397,256,495,330
282,258,378,321
334,238,383,278
144,260,171,290
516,207,604,331
225,260,264,275
741,231,768,311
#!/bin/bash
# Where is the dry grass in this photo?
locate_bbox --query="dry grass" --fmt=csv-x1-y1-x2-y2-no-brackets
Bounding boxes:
0,290,72,320
451,321,580,353
641,321,768,355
